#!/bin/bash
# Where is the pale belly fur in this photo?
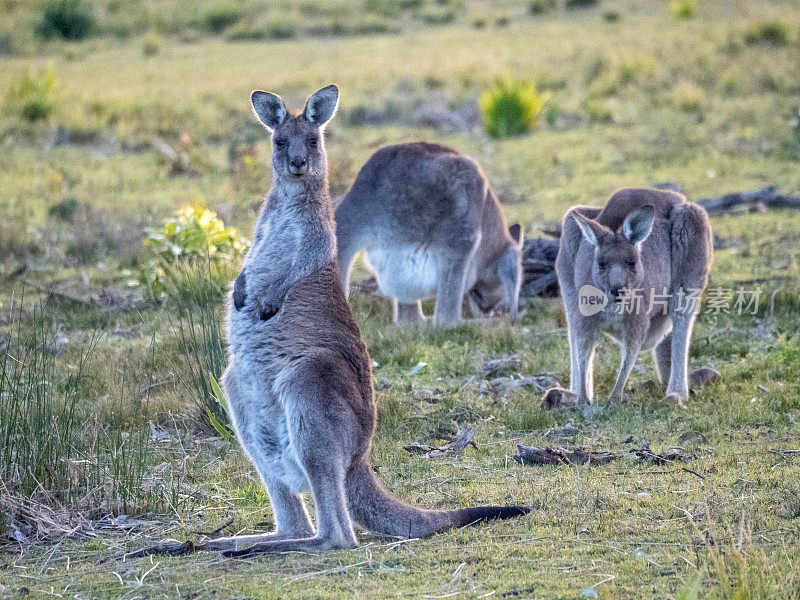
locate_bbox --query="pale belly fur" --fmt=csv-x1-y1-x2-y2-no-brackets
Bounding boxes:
365,244,440,302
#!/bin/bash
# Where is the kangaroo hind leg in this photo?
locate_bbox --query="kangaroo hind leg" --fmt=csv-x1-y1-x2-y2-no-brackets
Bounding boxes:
226,361,360,557
434,235,480,327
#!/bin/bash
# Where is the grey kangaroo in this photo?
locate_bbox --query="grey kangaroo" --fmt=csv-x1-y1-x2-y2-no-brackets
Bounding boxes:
150,86,527,558
335,142,524,326
556,188,712,406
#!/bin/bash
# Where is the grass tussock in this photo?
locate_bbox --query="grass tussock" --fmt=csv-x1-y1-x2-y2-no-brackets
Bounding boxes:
744,20,792,46
3,68,59,122
480,75,550,138
0,298,182,544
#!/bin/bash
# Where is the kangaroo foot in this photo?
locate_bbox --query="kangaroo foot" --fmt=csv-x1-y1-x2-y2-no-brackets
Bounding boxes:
663,391,688,409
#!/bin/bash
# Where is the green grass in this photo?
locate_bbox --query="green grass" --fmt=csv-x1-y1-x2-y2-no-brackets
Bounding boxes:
1,0,800,597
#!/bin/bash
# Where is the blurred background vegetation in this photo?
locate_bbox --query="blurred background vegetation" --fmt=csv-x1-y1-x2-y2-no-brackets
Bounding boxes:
1,1,800,598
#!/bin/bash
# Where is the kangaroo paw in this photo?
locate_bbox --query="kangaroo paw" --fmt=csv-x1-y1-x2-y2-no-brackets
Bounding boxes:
664,391,688,409
233,271,247,310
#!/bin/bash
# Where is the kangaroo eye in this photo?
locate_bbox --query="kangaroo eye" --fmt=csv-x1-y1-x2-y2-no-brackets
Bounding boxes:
308,138,318,148
274,139,286,148
598,261,607,270
627,260,637,269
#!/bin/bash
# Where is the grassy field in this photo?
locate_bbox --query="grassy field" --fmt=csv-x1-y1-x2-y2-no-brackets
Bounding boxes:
1,0,800,598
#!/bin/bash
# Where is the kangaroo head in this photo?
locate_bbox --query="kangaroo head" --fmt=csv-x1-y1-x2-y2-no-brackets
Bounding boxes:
471,224,524,316
571,205,655,301
251,84,339,182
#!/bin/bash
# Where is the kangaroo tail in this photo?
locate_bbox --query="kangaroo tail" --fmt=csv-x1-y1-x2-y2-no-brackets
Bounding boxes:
344,459,528,538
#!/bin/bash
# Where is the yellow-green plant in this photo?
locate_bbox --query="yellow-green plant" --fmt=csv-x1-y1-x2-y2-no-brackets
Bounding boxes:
140,204,248,302
145,204,245,262
480,75,550,139
3,68,59,122
670,0,696,19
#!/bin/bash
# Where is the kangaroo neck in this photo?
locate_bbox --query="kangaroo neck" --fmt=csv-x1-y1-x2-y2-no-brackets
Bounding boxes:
270,172,330,209
254,172,337,270
259,172,334,232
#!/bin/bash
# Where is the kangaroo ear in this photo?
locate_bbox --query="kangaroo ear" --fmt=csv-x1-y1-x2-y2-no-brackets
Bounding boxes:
251,91,287,131
622,204,655,244
304,84,339,126
508,223,523,246
571,211,605,246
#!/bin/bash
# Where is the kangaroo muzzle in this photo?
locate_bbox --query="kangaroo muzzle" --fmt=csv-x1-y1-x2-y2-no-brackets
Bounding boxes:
289,157,308,176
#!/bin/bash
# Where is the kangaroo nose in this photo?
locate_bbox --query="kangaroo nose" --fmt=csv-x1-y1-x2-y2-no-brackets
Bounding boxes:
289,158,307,174
610,286,624,300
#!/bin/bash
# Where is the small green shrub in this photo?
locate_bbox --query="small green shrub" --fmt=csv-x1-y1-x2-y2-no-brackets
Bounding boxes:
544,103,560,127
363,0,401,17
140,204,248,302
141,31,161,56
745,21,790,46
144,204,246,265
565,0,598,9
789,106,800,158
616,57,656,86
602,10,620,22
674,80,704,112
48,197,80,221
3,68,59,122
36,0,96,40
418,7,458,26
719,73,741,96
263,20,298,40
528,0,556,15
480,75,550,139
0,34,13,55
196,2,242,33
350,15,392,35
670,0,696,19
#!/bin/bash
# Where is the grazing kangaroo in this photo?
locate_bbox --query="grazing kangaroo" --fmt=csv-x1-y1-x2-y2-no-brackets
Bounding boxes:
556,188,712,406
335,142,524,326
149,86,527,558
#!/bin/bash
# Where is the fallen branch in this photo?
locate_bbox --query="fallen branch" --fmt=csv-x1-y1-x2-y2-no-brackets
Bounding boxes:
770,449,800,458
483,354,521,377
514,439,693,468
191,516,235,539
513,444,622,466
403,428,477,459
633,441,690,465
699,186,800,216
24,279,95,307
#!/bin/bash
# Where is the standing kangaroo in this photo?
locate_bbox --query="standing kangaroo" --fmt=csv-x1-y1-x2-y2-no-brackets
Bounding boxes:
153,86,527,558
556,188,712,406
335,142,524,326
